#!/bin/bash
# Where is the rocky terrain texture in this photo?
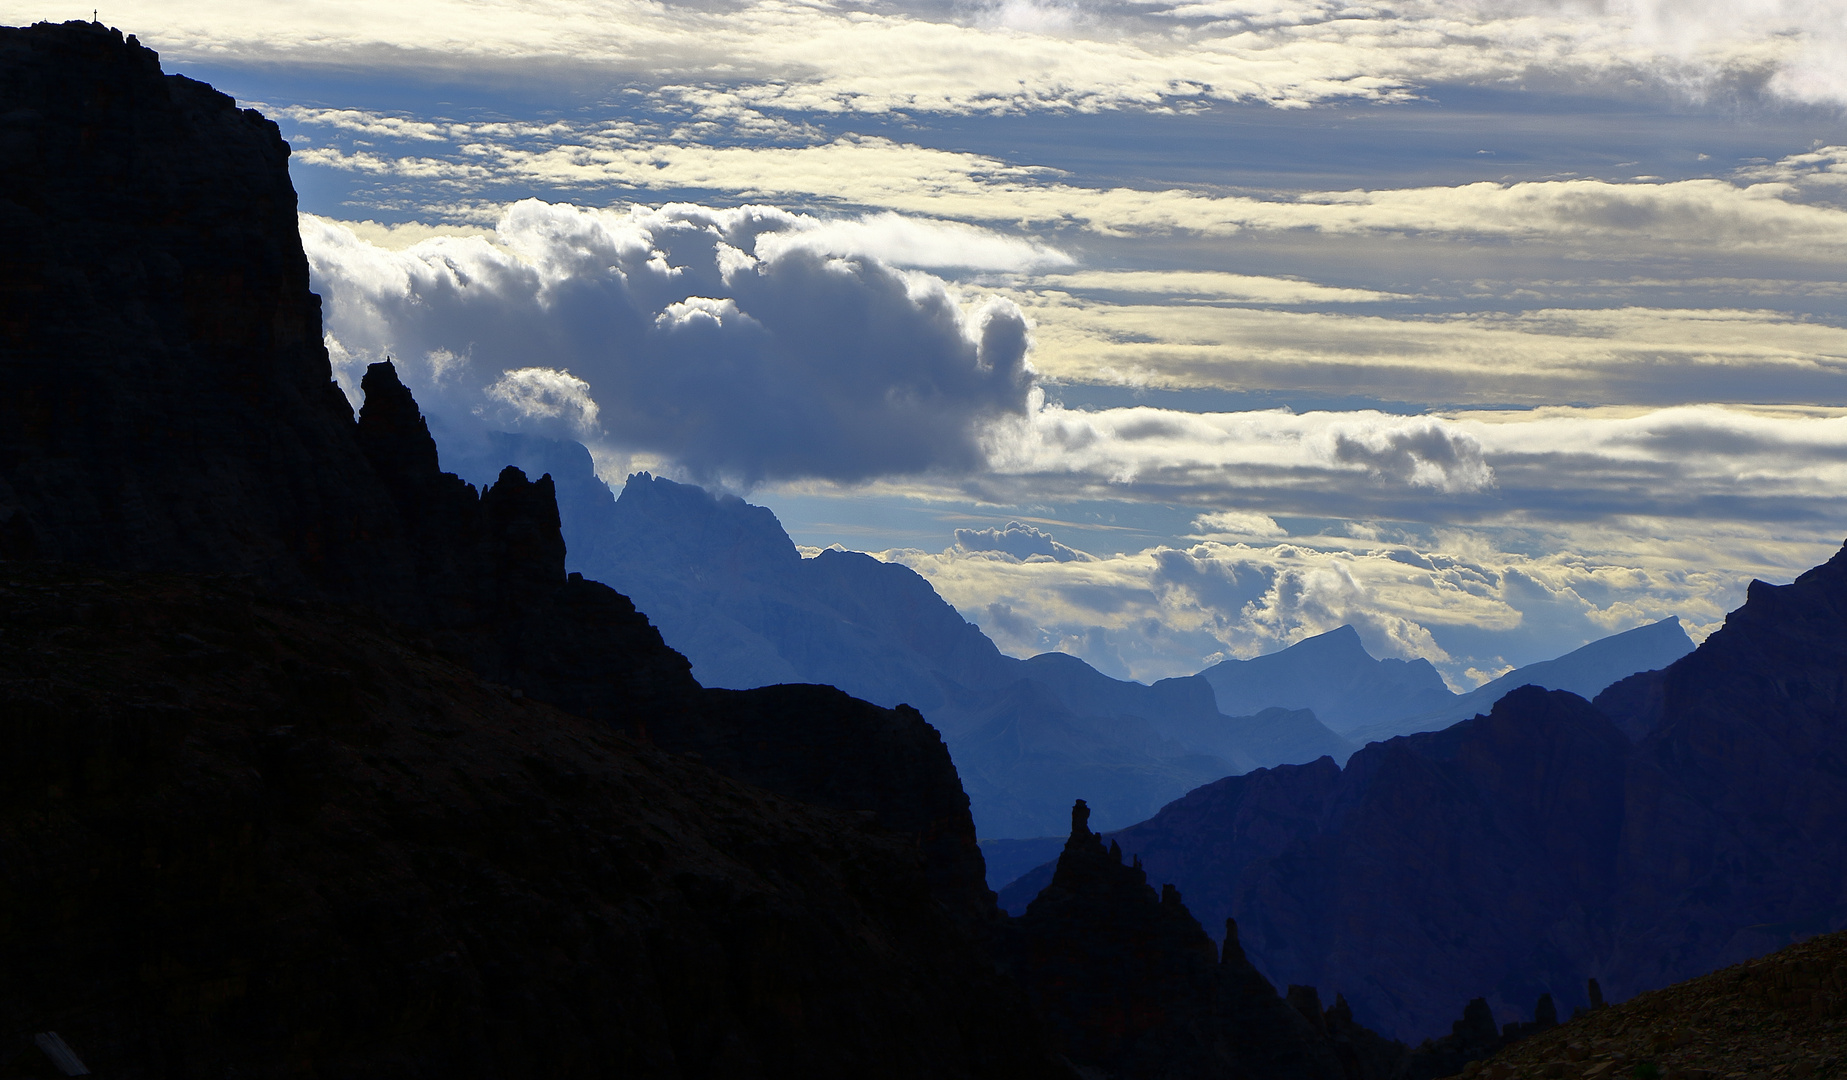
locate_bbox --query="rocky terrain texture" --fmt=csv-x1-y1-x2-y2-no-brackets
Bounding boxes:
1467,929,1847,1080
0,563,1063,1079
1004,544,1847,1042
0,20,1043,1075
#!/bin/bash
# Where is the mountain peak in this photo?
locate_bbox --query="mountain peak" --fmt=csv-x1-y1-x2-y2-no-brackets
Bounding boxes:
610,471,801,573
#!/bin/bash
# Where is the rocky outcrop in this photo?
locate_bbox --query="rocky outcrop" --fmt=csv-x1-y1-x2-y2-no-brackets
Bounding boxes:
0,17,1004,922
1000,801,1353,1080
500,460,1367,837
0,21,403,590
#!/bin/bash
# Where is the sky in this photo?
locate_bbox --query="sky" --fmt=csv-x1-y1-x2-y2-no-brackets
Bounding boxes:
27,0,1847,688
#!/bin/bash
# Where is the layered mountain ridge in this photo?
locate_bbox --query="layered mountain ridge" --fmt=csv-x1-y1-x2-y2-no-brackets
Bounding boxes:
459,432,1696,844
1000,546,1847,1041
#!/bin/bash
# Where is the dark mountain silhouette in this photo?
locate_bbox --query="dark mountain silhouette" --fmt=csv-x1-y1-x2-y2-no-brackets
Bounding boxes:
997,800,1565,1080
1198,619,1694,754
1341,617,1694,745
0,22,1058,1074
1002,548,1847,1043
446,438,1356,836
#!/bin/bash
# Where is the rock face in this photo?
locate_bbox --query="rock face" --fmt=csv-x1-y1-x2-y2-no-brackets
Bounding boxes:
1006,547,1847,1042
0,20,1044,1074
0,21,399,585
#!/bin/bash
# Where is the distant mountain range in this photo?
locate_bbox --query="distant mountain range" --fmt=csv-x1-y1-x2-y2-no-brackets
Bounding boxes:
447,433,1695,850
1204,620,1693,746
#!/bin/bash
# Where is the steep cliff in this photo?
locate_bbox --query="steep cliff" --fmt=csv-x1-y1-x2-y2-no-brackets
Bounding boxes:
0,20,1047,1074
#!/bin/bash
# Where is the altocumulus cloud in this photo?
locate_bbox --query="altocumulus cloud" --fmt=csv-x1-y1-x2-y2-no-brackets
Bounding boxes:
303,201,1036,482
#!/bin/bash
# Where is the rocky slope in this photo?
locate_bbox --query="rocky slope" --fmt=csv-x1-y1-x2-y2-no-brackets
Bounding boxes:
0,17,1003,922
1001,801,1380,1080
1005,545,1847,1043
1471,929,1847,1080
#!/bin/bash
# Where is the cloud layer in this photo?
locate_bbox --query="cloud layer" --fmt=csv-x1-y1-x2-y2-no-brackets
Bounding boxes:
52,0,1847,111
884,515,1836,686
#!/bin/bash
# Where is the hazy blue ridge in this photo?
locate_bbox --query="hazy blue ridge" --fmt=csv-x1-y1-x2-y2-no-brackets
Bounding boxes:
445,431,1689,845
1340,617,1694,746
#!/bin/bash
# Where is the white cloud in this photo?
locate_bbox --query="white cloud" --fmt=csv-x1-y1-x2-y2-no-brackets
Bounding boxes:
752,212,1072,272
980,400,1499,495
482,367,602,433
290,128,1847,261
1191,510,1288,538
955,520,1099,562
303,201,1035,481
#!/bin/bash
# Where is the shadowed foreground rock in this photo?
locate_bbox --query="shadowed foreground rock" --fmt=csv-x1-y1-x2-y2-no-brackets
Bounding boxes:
0,20,1056,1077
0,564,1061,1078
1000,799,1389,1080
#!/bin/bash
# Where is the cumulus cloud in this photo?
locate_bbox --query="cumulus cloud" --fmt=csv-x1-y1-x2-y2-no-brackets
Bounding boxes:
304,201,1035,482
955,520,1098,562
482,367,601,433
